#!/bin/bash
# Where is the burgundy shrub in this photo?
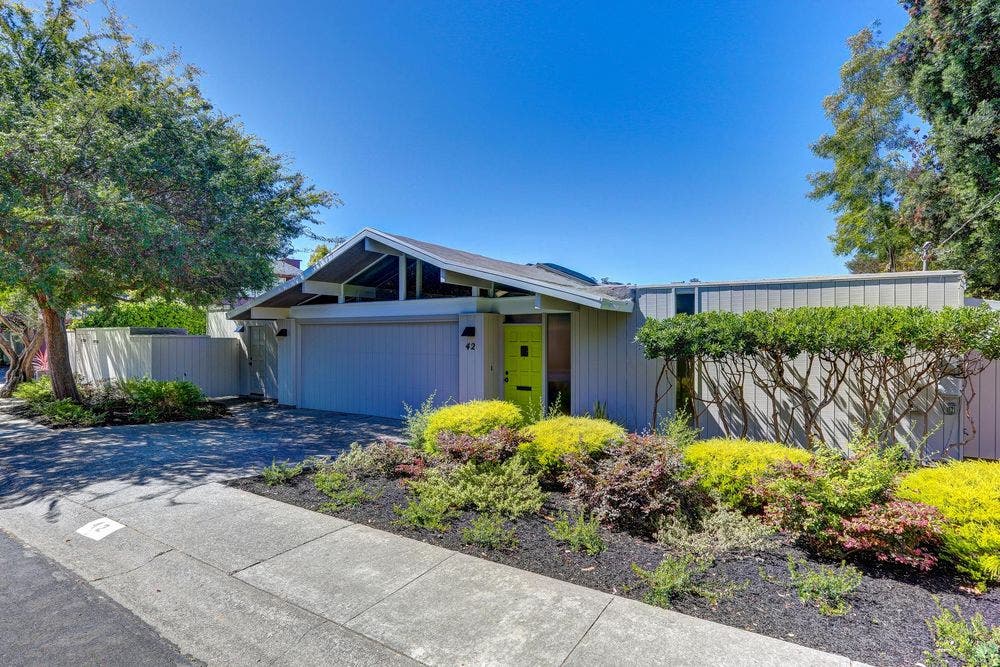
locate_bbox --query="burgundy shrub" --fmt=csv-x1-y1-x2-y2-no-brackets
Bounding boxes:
434,427,526,464
834,500,943,571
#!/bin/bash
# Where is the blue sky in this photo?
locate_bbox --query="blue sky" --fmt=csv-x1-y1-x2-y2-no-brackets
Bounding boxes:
89,1,908,285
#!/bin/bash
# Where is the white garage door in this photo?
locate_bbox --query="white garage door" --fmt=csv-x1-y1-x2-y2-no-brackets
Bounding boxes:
299,320,459,418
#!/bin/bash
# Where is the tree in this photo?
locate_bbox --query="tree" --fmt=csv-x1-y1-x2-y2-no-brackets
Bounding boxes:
893,0,1000,297
0,2,335,400
308,243,332,266
808,27,920,273
71,297,207,334
0,288,43,397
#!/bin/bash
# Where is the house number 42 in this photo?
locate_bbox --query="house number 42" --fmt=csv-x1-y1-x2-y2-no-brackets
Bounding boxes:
465,342,476,350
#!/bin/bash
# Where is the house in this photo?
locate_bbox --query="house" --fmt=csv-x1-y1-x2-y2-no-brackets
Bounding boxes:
223,228,990,459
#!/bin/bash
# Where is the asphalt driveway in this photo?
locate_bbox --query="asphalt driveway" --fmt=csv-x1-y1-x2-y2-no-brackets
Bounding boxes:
0,400,402,510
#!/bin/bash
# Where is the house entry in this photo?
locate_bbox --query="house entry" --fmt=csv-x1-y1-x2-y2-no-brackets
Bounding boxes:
503,324,543,412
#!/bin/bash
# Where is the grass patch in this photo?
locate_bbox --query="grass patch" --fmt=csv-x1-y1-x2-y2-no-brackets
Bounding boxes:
462,513,518,549
786,556,862,617
548,511,605,555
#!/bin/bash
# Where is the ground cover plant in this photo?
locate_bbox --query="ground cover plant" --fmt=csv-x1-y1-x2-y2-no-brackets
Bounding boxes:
234,398,1000,666
684,438,812,509
9,376,224,427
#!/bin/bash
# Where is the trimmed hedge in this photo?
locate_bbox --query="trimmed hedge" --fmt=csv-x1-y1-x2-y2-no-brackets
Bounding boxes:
71,298,207,334
423,400,524,451
519,415,626,472
897,461,1000,585
684,439,813,508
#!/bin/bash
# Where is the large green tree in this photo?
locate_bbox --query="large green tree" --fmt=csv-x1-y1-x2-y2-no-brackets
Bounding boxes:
893,0,1000,296
808,27,920,273
0,288,42,397
0,1,334,399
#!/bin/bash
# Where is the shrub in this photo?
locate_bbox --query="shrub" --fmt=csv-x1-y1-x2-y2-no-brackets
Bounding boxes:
657,411,700,448
435,427,526,464
656,506,774,559
786,557,862,617
118,378,205,422
330,439,424,479
924,603,1000,667
631,555,710,608
262,460,304,486
393,494,459,531
684,438,812,508
423,400,524,451
313,468,373,510
462,514,518,549
836,500,943,571
11,376,54,405
548,512,605,555
897,460,1000,585
757,444,911,545
37,399,101,427
562,433,704,535
71,298,207,334
520,415,627,472
402,393,437,448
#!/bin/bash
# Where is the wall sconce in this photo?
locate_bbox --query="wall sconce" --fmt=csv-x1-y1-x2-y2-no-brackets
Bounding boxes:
234,324,246,333
276,328,288,337
460,326,476,337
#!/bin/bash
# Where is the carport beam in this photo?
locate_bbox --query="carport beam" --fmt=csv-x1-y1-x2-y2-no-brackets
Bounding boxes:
398,255,407,300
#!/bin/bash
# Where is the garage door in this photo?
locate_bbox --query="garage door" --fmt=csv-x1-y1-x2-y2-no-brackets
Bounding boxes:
299,320,459,418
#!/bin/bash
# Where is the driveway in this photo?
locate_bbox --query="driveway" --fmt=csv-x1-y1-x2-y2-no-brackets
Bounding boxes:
0,400,401,510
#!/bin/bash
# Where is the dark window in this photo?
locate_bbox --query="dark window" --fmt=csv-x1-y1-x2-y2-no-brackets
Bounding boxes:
675,292,695,315
546,313,571,414
675,291,696,419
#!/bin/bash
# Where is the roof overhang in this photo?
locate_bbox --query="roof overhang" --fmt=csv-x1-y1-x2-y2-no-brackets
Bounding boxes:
228,228,633,320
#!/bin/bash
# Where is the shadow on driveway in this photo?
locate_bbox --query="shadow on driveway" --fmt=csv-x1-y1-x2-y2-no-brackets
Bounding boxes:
0,401,401,511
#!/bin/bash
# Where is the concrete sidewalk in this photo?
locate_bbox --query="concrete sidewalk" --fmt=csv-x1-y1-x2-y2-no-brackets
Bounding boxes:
0,478,863,667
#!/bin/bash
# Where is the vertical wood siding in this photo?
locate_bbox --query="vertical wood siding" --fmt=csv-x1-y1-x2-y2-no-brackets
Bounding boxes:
965,356,1000,460
573,273,968,457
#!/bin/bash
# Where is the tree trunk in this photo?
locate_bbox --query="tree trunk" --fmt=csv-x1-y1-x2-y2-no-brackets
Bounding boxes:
36,297,80,402
0,335,41,398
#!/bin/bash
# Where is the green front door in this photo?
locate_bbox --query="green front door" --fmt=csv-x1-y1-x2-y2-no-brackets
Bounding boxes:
504,324,543,412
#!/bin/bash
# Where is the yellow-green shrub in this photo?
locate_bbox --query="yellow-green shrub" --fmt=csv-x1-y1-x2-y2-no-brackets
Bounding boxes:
519,415,626,471
423,400,523,451
897,461,1000,585
684,439,812,508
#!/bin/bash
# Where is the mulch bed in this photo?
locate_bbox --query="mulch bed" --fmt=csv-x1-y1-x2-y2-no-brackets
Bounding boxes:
5,399,228,428
230,472,999,667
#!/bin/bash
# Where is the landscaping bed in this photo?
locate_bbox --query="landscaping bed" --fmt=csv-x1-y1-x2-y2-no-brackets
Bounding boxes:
7,376,226,427
231,468,998,667
231,399,1000,666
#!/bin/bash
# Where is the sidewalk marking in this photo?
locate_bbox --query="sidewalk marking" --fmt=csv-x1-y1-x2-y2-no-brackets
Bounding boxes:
76,518,125,541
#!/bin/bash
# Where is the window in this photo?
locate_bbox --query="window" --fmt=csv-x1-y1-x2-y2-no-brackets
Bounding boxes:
546,313,571,413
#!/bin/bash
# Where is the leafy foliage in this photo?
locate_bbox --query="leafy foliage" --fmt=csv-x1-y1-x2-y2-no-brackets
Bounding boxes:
547,512,605,556
313,468,373,511
897,461,1000,585
561,433,704,536
434,427,526,464
0,288,42,397
71,298,207,334
308,243,332,266
393,493,460,532
657,410,700,447
117,378,205,422
36,398,100,427
684,439,812,509
423,400,524,452
637,305,1000,449
11,376,54,405
786,557,862,617
262,460,304,487
836,500,942,571
462,514,518,550
656,506,774,559
757,444,912,545
329,439,425,479
631,555,712,608
402,394,438,449
519,415,626,472
924,603,1000,667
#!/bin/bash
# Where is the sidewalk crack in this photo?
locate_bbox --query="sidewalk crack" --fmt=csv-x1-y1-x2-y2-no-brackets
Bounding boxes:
89,547,174,583
558,595,613,666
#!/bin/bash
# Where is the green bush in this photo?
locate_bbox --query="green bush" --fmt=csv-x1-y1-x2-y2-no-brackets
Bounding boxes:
393,494,459,531
11,377,54,405
462,514,518,549
656,506,773,559
118,378,205,422
758,444,911,544
37,398,101,427
422,400,524,451
519,415,626,472
684,439,812,508
548,511,605,555
262,460,304,486
405,457,545,520
897,461,1000,586
313,468,373,511
786,556,862,617
924,603,1000,667
71,298,207,334
631,555,710,608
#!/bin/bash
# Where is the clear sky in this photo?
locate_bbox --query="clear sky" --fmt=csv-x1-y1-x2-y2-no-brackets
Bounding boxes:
86,1,908,285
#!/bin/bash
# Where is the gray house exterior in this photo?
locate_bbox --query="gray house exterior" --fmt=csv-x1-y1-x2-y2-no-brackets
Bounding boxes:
226,228,985,459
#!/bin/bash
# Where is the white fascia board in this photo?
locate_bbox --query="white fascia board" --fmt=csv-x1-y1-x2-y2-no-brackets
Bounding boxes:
251,307,291,320
301,280,376,299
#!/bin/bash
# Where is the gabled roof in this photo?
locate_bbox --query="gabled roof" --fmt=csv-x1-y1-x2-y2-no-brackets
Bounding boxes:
228,228,633,319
